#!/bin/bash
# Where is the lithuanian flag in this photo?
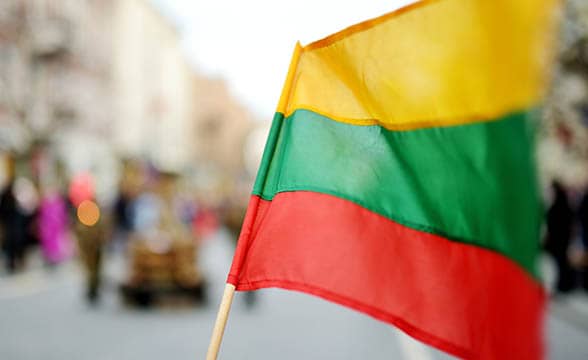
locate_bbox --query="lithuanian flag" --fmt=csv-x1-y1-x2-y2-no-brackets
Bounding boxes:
228,0,559,358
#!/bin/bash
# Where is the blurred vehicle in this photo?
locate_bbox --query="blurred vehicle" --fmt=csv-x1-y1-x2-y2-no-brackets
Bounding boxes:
119,171,206,307
120,232,205,307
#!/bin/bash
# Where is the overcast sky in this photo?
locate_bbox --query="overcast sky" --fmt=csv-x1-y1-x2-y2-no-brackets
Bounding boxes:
151,0,416,119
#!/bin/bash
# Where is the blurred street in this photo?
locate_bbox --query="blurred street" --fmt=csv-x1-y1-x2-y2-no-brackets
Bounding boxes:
2,1,588,359
0,228,587,360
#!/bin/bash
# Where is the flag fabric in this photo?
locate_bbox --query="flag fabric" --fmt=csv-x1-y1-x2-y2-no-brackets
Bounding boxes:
228,0,558,358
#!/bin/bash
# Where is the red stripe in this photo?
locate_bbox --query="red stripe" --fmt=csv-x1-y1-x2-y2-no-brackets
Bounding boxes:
228,192,545,360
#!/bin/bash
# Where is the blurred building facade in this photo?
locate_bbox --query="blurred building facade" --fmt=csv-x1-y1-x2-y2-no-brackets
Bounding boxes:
192,75,255,178
0,0,255,201
0,0,114,191
112,0,193,173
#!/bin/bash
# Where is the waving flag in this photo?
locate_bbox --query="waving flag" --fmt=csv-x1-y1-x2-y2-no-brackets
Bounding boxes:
228,0,559,358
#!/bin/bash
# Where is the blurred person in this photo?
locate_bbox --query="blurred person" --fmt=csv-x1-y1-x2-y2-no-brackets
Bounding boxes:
130,185,161,233
545,180,577,293
38,184,73,266
0,178,26,273
111,160,143,251
191,201,219,241
114,189,134,231
74,197,107,304
111,185,135,252
0,158,38,273
69,173,108,304
177,190,198,229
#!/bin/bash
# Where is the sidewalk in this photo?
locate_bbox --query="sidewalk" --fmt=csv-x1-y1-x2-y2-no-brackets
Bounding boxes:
541,253,588,333
550,291,588,332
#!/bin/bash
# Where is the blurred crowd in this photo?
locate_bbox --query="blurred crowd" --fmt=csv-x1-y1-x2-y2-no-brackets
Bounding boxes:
3,144,588,304
0,152,248,306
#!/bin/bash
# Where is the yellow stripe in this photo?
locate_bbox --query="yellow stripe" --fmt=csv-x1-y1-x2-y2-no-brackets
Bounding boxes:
280,0,559,130
276,42,303,114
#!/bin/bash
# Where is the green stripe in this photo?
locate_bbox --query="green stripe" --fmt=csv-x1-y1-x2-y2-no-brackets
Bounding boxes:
253,112,285,193
253,109,541,277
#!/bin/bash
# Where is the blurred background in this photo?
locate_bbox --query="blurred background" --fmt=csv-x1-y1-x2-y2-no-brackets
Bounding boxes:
1,0,588,359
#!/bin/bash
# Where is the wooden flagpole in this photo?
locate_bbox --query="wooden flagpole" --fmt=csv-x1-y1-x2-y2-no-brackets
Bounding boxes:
206,284,236,360
205,42,303,360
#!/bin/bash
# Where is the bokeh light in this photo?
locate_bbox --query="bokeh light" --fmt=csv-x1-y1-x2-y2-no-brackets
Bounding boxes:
77,200,100,226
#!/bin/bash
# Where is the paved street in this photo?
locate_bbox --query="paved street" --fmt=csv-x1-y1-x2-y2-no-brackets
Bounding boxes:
1,229,588,360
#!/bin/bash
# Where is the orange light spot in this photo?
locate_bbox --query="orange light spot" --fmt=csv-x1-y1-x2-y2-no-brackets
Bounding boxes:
77,200,100,226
